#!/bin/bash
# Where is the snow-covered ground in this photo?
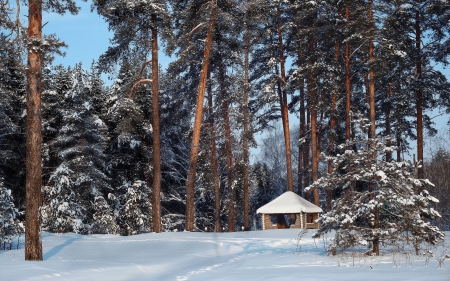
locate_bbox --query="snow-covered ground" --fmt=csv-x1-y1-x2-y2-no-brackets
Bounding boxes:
1,229,449,280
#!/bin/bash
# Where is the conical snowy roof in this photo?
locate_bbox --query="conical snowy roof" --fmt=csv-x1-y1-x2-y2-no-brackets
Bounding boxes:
256,191,323,214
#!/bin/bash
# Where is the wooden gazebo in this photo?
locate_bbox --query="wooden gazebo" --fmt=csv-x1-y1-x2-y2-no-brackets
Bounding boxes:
256,191,322,230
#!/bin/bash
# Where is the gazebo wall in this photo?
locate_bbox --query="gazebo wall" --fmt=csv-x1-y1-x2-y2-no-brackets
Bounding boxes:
262,214,274,230
261,213,319,230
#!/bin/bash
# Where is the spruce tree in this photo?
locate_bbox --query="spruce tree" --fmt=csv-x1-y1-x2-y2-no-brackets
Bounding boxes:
310,113,444,255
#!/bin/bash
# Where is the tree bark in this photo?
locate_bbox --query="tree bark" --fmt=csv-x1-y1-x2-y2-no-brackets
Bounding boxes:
276,2,294,192
151,14,162,233
309,28,319,207
207,71,221,233
368,0,379,256
185,2,217,232
25,0,43,261
304,109,310,201
243,30,250,230
327,42,340,212
345,5,351,142
218,56,234,233
298,40,306,197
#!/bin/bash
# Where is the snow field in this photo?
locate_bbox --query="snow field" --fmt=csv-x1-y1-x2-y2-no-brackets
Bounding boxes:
0,229,449,280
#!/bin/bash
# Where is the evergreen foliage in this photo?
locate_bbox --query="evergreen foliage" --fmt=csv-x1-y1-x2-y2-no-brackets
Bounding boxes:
41,65,113,234
0,0,449,241
309,114,444,255
0,181,24,249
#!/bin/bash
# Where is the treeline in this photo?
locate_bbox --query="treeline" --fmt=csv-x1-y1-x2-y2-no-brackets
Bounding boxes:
0,0,450,243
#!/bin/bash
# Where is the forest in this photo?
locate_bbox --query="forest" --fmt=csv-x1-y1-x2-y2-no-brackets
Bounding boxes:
0,0,449,260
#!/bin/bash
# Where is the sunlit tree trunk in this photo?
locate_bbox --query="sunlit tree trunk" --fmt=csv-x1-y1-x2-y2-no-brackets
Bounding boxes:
25,0,43,261
368,0,379,256
276,2,294,192
185,1,217,232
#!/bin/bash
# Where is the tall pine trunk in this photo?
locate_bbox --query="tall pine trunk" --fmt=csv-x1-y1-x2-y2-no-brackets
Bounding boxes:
327,42,340,212
25,0,43,261
207,71,221,233
345,5,351,141
218,57,235,233
276,3,294,192
368,0,379,256
415,0,424,181
151,14,162,233
297,38,306,197
304,109,310,201
243,31,250,230
309,28,319,206
185,2,217,231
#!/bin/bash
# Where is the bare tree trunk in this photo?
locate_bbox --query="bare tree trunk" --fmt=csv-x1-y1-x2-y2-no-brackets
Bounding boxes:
207,71,221,233
151,14,162,233
25,0,43,261
276,2,294,192
185,2,217,232
243,31,250,230
345,5,351,142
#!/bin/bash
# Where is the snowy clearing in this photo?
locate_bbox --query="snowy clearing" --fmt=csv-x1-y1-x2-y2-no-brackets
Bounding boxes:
1,229,449,280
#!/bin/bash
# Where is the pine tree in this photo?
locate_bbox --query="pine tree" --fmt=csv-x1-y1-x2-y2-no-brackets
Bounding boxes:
24,0,84,261
93,0,173,233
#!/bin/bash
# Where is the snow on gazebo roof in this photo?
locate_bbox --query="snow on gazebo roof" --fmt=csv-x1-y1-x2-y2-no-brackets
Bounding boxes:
256,191,323,214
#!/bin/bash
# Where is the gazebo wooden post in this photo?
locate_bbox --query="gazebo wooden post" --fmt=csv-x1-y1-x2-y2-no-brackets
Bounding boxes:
261,214,265,230
300,212,303,229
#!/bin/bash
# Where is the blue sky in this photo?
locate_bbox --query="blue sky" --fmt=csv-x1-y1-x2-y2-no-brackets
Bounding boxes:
41,1,172,84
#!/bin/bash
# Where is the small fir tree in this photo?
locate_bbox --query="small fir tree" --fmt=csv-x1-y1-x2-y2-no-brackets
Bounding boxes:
309,113,444,255
116,180,152,235
0,180,24,249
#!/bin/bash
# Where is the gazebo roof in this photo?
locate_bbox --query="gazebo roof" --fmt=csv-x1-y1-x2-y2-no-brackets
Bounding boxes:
256,191,323,214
